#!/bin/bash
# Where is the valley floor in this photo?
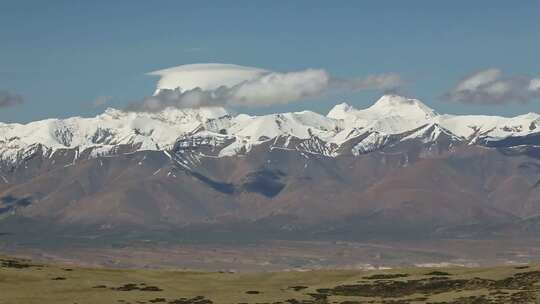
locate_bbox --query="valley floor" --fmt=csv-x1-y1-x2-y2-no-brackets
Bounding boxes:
2,238,540,271
2,255,540,304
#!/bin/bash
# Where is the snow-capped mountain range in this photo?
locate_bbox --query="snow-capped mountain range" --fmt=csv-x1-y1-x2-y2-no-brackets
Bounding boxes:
0,94,539,164
1,94,540,242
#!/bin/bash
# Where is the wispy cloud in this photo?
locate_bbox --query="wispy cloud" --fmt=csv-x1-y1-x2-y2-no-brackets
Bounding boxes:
333,73,405,91
184,47,204,53
444,68,540,105
128,63,405,112
91,95,113,108
0,90,24,108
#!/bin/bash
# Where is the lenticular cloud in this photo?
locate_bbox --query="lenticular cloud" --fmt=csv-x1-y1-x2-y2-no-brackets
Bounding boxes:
148,63,268,94
128,63,404,112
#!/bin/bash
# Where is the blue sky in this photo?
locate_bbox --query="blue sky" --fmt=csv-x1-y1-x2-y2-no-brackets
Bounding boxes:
1,0,539,122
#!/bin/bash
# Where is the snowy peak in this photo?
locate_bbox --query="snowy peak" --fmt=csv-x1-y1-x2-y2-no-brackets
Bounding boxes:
0,106,232,163
327,102,354,119
102,106,229,122
327,95,440,135
0,94,539,164
403,123,463,143
368,94,438,120
327,95,438,121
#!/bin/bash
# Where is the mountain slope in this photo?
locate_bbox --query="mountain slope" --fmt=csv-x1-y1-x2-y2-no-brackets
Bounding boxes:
0,95,539,241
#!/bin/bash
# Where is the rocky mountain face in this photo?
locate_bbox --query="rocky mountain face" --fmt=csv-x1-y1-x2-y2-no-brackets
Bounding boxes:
0,95,539,241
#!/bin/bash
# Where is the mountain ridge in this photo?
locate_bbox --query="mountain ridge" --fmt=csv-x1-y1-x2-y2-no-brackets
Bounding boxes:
0,94,539,242
0,94,538,165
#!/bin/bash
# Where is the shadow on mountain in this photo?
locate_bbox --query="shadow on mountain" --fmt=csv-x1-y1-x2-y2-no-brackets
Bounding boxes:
0,195,32,214
189,171,235,194
240,169,286,197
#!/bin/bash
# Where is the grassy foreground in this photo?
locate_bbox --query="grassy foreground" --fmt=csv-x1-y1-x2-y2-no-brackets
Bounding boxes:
1,256,540,304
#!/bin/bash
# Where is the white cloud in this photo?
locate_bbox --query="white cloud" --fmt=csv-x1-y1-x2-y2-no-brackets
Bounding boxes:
444,68,540,105
455,68,501,91
130,63,405,112
529,78,540,92
230,69,329,107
